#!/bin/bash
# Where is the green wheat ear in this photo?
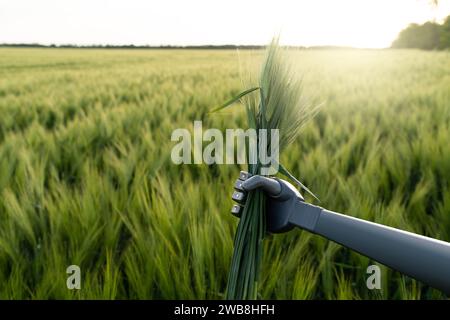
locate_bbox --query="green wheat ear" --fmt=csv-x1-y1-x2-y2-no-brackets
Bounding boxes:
215,37,320,299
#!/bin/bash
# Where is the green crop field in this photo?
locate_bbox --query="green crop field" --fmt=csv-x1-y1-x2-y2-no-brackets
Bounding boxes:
0,48,449,299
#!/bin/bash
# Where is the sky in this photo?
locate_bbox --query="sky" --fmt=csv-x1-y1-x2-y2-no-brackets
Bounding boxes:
1,0,450,48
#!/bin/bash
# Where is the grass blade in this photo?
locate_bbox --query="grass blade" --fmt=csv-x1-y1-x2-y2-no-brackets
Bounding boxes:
210,87,260,113
278,163,320,202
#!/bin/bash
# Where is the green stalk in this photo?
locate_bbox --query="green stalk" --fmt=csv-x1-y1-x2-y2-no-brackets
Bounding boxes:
217,38,319,299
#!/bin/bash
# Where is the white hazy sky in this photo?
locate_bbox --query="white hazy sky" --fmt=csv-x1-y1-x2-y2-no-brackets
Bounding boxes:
1,0,450,48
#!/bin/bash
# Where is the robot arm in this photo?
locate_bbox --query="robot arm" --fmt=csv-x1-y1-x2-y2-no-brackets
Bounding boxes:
231,172,450,295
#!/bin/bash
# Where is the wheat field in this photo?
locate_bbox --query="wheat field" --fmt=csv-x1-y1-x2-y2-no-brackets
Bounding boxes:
0,48,449,299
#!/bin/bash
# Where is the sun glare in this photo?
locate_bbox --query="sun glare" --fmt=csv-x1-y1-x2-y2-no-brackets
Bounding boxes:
0,0,449,48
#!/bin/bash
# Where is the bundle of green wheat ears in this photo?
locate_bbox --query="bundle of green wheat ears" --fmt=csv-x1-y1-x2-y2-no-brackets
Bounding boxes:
213,38,319,299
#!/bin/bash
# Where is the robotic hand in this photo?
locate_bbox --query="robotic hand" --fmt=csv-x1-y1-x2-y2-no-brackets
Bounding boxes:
231,171,450,295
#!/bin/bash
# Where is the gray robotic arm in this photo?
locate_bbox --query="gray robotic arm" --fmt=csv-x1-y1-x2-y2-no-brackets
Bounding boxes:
231,171,450,295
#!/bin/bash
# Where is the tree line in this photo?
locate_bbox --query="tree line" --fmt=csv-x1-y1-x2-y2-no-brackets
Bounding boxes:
392,15,450,50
